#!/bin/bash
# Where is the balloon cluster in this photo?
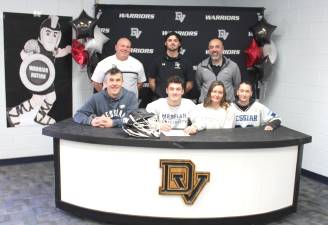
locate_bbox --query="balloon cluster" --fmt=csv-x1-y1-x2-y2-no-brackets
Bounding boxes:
71,10,109,78
245,17,277,82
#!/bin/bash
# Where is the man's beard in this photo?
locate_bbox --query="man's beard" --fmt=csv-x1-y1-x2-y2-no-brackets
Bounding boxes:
167,46,179,52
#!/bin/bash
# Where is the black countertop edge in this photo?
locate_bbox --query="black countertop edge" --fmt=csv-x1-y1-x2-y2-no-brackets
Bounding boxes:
42,120,312,149
57,199,295,225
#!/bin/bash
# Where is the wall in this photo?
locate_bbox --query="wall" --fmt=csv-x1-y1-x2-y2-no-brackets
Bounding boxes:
218,0,328,177
97,0,226,6
0,0,94,159
1,0,327,178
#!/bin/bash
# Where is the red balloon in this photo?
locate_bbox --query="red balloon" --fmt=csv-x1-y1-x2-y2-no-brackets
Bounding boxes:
244,38,262,68
72,39,88,65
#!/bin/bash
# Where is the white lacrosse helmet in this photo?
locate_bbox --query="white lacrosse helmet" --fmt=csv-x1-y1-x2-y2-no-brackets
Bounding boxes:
122,109,160,138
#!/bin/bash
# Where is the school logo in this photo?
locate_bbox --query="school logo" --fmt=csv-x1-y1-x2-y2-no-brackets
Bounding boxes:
159,159,210,205
175,11,186,23
179,47,186,55
174,62,181,69
104,104,126,118
218,29,229,40
130,27,142,39
20,54,55,92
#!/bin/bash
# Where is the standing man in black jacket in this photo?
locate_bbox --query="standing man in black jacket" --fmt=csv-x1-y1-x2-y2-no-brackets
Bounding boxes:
148,31,194,100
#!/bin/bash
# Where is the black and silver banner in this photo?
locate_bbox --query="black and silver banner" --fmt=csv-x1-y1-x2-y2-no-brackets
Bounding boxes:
96,4,263,104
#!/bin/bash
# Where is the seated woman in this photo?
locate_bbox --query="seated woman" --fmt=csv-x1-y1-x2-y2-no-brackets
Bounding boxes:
184,81,234,135
231,81,281,131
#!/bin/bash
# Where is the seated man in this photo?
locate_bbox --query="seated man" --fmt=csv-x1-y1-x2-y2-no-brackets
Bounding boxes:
146,75,196,131
73,68,138,128
231,81,281,131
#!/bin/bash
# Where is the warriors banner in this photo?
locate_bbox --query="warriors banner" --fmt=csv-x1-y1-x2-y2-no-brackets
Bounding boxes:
96,4,263,105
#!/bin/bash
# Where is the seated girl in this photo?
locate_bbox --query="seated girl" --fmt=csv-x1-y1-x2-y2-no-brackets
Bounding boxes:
231,81,281,131
184,81,234,135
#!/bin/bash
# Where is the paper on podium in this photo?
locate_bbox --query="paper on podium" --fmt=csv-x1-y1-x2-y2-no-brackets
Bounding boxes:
161,130,190,136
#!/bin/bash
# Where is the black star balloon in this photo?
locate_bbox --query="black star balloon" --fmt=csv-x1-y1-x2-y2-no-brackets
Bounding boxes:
71,10,97,39
250,18,277,46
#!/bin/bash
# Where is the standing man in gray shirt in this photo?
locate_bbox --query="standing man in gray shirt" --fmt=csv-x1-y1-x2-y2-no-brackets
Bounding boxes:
196,38,241,102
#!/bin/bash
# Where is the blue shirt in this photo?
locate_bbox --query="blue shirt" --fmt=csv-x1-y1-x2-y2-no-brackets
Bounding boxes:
73,88,138,127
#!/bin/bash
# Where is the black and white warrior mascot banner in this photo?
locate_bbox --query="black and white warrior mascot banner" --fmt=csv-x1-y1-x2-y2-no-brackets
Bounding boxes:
4,13,72,127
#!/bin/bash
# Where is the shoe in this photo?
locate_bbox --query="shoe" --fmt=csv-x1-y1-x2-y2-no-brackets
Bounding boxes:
34,113,56,125
6,107,20,127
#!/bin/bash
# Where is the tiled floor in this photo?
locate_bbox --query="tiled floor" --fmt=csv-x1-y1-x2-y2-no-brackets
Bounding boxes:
0,161,327,225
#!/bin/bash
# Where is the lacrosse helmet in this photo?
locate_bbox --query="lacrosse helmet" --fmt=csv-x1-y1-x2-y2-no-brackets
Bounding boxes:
122,109,160,138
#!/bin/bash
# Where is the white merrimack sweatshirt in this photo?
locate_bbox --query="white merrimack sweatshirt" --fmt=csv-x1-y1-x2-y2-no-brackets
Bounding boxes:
146,98,196,129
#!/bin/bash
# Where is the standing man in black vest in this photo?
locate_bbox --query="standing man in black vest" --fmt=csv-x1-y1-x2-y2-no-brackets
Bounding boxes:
148,31,194,100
